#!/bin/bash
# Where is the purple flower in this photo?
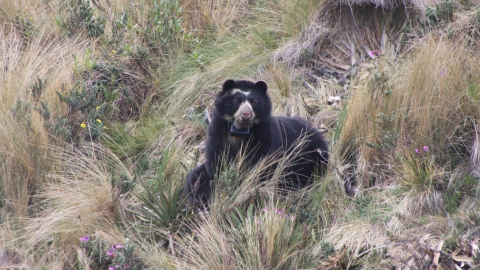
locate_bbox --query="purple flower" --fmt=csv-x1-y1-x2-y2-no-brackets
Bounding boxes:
276,209,285,215
415,149,420,154
114,244,123,249
80,236,90,242
115,265,120,269
262,208,267,212
368,50,380,58
109,267,115,270
106,250,114,257
423,146,429,152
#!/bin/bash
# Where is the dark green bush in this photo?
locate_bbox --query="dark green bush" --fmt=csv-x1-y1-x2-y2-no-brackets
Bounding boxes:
57,0,106,38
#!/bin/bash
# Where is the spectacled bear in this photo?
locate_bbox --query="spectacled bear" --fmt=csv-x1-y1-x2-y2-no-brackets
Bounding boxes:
184,79,328,204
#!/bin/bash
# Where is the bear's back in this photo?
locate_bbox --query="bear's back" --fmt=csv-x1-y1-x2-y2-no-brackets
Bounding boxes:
272,117,326,149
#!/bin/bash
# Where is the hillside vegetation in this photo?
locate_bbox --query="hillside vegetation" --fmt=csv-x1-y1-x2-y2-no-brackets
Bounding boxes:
1,0,480,269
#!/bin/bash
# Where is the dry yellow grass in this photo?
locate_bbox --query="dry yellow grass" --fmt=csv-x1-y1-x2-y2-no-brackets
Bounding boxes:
182,0,251,32
18,143,130,267
338,36,480,189
174,198,308,270
0,28,89,218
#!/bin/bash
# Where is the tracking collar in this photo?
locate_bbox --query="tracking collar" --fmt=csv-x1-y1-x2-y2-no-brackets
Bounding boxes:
228,122,250,137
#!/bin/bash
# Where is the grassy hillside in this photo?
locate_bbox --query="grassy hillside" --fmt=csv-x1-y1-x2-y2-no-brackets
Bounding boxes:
1,0,480,269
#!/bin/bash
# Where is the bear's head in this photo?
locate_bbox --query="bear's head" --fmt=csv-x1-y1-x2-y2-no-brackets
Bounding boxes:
215,80,272,131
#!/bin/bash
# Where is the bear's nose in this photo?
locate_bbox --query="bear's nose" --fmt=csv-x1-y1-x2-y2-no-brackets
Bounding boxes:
242,112,250,119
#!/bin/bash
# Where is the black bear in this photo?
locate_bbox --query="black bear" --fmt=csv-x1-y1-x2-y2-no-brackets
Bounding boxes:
184,79,328,203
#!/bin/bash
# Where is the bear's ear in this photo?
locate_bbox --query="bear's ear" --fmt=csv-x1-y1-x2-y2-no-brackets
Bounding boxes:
255,81,268,95
221,79,237,94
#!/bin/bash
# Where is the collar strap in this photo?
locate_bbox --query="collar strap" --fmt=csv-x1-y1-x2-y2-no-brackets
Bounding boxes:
228,122,250,137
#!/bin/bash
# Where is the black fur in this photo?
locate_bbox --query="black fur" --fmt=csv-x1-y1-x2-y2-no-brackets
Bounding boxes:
184,79,328,204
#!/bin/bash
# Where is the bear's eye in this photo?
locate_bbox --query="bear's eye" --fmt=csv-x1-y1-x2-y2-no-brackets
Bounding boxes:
249,98,257,106
234,98,242,106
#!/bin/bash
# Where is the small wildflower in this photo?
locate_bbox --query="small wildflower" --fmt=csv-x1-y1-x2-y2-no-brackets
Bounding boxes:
415,148,420,154
439,70,446,76
96,106,101,110
109,267,115,270
112,49,117,54
96,119,102,124
115,266,120,269
262,208,267,212
80,122,86,129
103,126,108,130
368,50,380,58
80,236,90,242
114,244,123,249
423,146,429,152
106,250,114,257
276,209,285,215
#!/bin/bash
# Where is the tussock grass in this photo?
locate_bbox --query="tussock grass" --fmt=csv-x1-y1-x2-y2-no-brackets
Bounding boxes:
325,221,389,257
135,242,177,270
0,28,86,109
182,0,251,32
0,28,88,217
175,198,318,270
160,40,270,117
339,36,480,188
450,8,480,50
260,66,311,119
176,213,233,269
18,143,130,267
141,119,207,179
151,137,333,269
393,147,447,216
159,0,322,118
326,33,480,267
254,0,319,38
275,0,426,71
0,1,57,32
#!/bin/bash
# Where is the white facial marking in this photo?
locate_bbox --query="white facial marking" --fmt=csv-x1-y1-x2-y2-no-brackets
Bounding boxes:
244,100,253,111
230,88,250,96
234,101,254,120
223,115,233,121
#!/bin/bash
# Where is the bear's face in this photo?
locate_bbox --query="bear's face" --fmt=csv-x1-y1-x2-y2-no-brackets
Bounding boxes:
215,80,272,129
